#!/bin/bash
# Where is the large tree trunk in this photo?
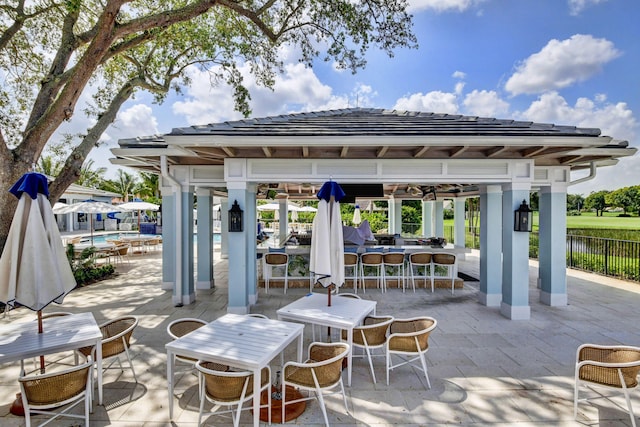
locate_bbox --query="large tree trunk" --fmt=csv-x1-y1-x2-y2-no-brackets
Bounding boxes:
0,163,30,252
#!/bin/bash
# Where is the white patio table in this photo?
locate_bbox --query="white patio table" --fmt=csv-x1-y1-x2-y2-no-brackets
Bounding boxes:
0,312,103,404
276,292,377,386
166,313,304,426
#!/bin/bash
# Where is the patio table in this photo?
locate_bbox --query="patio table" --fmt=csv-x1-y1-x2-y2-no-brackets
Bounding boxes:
166,313,304,427
0,312,103,404
276,292,377,386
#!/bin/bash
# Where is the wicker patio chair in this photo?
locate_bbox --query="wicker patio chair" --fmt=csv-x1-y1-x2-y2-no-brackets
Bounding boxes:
196,361,271,427
19,360,93,427
282,342,350,427
77,315,138,385
574,343,640,426
341,315,394,383
386,316,437,389
167,318,208,366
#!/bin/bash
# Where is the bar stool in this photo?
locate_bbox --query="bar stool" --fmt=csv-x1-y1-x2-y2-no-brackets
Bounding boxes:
359,250,384,293
343,252,359,293
408,252,434,292
432,252,457,294
383,251,406,291
263,252,289,294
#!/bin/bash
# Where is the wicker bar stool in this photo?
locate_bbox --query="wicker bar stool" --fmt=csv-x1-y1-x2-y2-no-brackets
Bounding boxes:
432,253,458,294
263,253,289,294
408,252,434,292
359,252,384,293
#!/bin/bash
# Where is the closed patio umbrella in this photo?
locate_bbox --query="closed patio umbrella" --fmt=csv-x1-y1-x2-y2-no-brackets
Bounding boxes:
0,173,77,374
310,181,345,306
352,204,362,225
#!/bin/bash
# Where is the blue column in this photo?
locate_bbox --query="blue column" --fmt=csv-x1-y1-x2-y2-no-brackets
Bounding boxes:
227,186,250,314
245,186,258,305
434,200,444,238
179,186,195,305
479,185,502,306
539,185,568,306
500,184,531,320
196,188,214,290
220,199,228,259
453,198,466,248
388,199,402,235
160,186,175,291
421,201,433,237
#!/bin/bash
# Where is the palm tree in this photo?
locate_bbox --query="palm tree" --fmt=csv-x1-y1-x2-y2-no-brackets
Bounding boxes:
136,171,160,200
77,159,107,189
35,155,64,177
101,169,138,201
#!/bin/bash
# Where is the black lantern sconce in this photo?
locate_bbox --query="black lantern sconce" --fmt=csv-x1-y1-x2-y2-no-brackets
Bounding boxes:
228,200,243,232
514,199,533,232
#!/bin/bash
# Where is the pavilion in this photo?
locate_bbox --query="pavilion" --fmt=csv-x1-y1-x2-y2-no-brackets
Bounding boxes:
110,108,636,319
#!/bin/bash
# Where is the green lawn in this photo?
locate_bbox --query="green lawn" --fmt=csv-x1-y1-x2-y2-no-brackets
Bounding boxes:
544,212,640,230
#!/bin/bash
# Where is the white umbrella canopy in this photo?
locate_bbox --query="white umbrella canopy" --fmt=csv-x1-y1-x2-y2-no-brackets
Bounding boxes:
53,200,122,243
257,202,301,211
310,181,345,306
0,173,77,371
118,200,160,211
118,200,159,233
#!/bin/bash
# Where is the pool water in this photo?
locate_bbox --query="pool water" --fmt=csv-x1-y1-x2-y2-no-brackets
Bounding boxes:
82,233,220,244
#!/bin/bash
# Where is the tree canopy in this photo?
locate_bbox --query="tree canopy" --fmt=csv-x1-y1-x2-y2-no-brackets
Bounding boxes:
0,0,416,251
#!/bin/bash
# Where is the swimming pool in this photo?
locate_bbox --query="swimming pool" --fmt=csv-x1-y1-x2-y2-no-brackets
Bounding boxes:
79,233,221,244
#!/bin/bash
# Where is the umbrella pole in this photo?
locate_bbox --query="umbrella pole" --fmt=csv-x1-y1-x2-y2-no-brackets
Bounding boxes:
37,310,45,373
137,209,140,234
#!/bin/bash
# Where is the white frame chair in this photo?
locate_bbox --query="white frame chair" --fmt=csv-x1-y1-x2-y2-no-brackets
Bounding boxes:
408,252,434,292
19,360,93,427
167,318,208,375
343,252,359,293
195,361,271,427
282,342,350,427
359,252,384,293
263,252,289,294
386,316,437,389
77,315,139,388
432,252,458,294
382,252,406,292
574,343,640,427
343,315,394,383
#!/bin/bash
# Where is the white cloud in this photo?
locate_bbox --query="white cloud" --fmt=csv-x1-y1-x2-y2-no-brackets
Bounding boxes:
394,90,459,114
408,0,482,13
518,91,639,195
172,62,361,125
518,91,636,142
568,0,609,16
463,90,510,118
452,70,466,79
505,34,621,95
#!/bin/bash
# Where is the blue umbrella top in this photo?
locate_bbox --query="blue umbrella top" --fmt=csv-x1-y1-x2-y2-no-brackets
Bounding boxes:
9,172,49,200
317,181,345,202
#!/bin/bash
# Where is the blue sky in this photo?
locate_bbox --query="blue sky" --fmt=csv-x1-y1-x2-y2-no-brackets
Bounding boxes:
83,0,639,196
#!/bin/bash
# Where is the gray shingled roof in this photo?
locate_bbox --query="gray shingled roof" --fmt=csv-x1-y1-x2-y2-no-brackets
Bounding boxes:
167,108,603,138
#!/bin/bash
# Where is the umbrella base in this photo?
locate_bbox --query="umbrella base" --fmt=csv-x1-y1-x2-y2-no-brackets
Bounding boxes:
10,393,24,416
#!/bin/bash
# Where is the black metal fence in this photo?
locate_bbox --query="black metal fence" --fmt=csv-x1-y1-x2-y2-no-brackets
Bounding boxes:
438,225,640,282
